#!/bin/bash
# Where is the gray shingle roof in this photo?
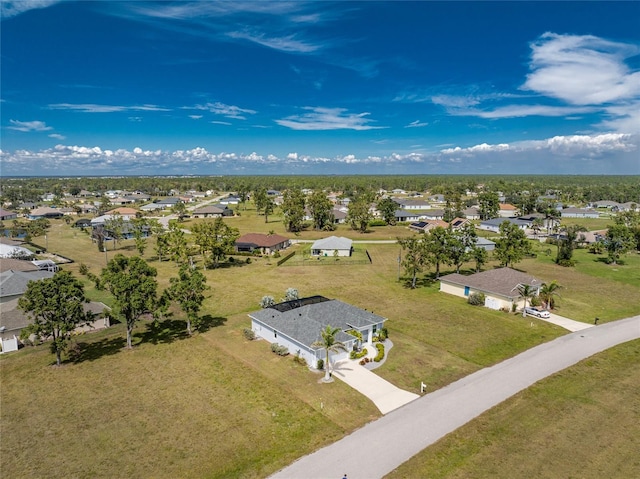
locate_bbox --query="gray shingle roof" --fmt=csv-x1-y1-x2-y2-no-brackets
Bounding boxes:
0,270,55,298
249,297,386,349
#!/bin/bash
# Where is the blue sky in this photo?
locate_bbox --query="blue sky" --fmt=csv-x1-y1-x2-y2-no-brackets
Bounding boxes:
2,1,639,176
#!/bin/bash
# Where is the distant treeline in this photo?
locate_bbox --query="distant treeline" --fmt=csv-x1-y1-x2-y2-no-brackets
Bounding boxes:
1,175,639,205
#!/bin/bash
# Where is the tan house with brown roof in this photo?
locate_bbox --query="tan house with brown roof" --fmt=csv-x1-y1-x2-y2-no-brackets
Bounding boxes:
439,267,543,311
498,203,518,217
235,233,290,254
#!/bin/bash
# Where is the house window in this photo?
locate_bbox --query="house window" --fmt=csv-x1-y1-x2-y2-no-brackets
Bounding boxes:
464,286,470,296
274,331,277,338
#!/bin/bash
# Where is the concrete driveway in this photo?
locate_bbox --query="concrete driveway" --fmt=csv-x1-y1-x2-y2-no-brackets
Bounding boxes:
270,315,640,479
527,311,594,332
332,354,419,415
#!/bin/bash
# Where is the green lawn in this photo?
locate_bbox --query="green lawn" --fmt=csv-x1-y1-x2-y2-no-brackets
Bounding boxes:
2,217,639,477
386,339,640,479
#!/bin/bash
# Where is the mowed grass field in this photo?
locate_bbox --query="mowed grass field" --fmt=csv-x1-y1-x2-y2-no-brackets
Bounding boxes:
2,209,639,478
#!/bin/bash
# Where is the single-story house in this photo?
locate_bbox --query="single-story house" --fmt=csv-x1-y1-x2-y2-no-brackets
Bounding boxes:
560,207,599,219
463,207,481,220
479,217,530,233
421,209,445,220
192,205,233,218
474,237,496,251
74,218,93,228
332,208,348,224
0,243,34,259
439,267,543,311
219,196,240,206
395,199,432,210
498,203,518,217
409,220,449,233
0,209,18,221
104,207,139,219
28,207,64,220
311,236,352,257
394,209,422,222
235,233,290,254
248,295,387,368
450,217,471,230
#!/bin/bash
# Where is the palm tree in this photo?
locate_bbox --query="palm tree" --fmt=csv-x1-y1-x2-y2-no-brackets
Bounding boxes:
516,284,536,317
312,325,348,382
540,280,562,310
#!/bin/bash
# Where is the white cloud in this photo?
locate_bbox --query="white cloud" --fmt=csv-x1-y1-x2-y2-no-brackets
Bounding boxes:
48,133,66,140
1,0,59,18
441,133,634,157
8,120,53,132
210,120,232,126
49,103,170,113
457,104,596,119
405,120,428,128
276,107,385,130
192,102,256,120
227,30,322,54
189,115,203,120
523,33,640,106
2,132,637,175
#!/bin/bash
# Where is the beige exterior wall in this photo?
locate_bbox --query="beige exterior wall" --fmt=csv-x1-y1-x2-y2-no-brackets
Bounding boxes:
439,282,466,298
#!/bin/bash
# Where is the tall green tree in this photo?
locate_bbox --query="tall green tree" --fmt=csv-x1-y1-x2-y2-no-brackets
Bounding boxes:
164,222,191,265
253,187,268,215
167,265,209,335
398,236,429,288
263,196,275,223
448,223,478,273
376,197,398,225
346,195,373,233
494,221,531,268
101,254,158,349
604,224,636,265
104,214,125,250
308,190,334,231
191,217,239,268
470,245,488,272
172,202,188,222
478,191,500,220
311,325,348,382
131,217,149,256
18,270,92,366
424,227,451,279
281,189,306,232
555,224,586,266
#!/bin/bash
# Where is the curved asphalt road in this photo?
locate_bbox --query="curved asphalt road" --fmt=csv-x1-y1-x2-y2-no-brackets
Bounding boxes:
270,315,640,479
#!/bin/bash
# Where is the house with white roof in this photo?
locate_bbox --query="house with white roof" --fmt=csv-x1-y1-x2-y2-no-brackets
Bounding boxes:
310,236,353,257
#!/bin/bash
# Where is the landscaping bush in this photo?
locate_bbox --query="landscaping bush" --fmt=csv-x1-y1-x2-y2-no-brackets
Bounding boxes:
349,348,368,360
242,328,255,341
368,219,387,227
374,343,385,362
530,295,542,307
270,343,289,356
316,359,324,370
468,292,485,306
293,350,307,365
78,263,88,275
377,328,388,341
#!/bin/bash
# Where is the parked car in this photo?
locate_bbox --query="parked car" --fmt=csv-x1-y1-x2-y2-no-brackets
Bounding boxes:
525,306,550,318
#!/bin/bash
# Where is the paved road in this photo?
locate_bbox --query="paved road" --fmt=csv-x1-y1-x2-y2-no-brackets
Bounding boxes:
270,315,640,479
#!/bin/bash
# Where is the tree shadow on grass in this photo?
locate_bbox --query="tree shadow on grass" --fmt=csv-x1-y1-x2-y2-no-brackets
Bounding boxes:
135,319,190,345
135,315,227,345
195,314,227,333
70,336,126,364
